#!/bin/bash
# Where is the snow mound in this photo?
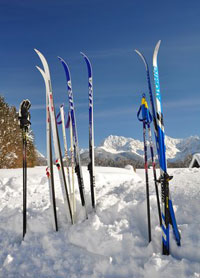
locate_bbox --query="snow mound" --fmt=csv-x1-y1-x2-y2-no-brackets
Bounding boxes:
0,166,199,277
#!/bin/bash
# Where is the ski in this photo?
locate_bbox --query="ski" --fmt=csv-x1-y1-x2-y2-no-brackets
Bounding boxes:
58,56,88,219
18,99,31,239
135,49,162,226
81,52,96,210
36,67,58,231
60,105,72,197
152,40,181,255
35,49,73,224
69,112,76,220
60,104,76,222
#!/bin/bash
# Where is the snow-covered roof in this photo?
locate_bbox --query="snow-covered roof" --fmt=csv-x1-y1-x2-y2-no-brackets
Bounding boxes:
189,153,200,168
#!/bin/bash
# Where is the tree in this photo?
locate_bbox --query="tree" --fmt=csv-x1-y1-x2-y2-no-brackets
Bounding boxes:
0,96,37,168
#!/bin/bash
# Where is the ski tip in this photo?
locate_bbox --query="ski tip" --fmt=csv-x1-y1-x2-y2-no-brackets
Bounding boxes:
35,65,42,72
80,51,86,57
35,66,46,80
80,51,90,63
134,49,148,70
153,40,161,67
57,56,68,67
35,65,44,73
134,49,140,54
155,40,161,51
34,48,41,55
57,56,63,62
134,49,143,58
57,57,71,80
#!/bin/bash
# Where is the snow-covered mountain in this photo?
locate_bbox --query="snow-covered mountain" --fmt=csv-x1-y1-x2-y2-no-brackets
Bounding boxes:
35,149,47,166
100,134,200,160
36,135,200,167
81,135,200,167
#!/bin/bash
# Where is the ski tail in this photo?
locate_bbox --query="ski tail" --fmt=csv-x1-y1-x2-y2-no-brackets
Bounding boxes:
169,199,181,246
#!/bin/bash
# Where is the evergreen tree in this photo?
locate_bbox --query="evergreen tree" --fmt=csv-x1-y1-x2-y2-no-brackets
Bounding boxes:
0,96,37,168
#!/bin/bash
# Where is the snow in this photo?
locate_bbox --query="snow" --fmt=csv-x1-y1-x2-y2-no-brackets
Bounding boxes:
96,134,200,163
0,166,199,277
35,149,46,158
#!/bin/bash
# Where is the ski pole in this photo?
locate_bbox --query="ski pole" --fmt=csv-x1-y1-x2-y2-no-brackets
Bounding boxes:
137,94,151,243
18,99,31,239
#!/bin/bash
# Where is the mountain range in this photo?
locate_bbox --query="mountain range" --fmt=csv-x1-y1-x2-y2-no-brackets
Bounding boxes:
36,135,200,168
80,135,200,168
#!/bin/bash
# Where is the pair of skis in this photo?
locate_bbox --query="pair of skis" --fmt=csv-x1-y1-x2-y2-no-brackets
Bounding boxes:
137,93,162,243
35,49,73,229
58,53,96,212
135,41,181,255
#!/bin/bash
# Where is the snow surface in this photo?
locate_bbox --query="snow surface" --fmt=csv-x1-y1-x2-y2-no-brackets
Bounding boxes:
0,166,199,277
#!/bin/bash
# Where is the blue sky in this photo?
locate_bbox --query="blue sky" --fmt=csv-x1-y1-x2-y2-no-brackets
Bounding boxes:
0,0,200,155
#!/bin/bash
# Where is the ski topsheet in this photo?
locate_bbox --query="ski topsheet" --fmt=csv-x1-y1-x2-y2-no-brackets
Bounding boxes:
152,41,181,254
35,49,73,224
58,56,88,218
81,52,96,210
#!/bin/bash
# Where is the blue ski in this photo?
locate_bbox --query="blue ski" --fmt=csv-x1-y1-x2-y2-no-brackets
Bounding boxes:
80,52,96,210
153,40,181,255
58,56,88,219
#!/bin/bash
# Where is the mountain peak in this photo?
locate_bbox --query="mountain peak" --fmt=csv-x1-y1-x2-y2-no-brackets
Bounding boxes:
98,134,200,161
100,135,144,154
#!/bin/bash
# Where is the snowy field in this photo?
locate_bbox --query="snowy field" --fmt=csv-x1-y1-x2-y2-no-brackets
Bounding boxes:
0,166,199,278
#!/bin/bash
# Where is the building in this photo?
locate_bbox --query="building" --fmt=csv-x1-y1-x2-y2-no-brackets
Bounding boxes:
189,153,200,168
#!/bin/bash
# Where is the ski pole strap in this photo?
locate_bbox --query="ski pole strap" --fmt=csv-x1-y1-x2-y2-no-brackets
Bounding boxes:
142,95,153,124
57,108,70,128
56,111,62,125
137,105,144,121
65,112,70,129
146,109,153,124
137,94,153,124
